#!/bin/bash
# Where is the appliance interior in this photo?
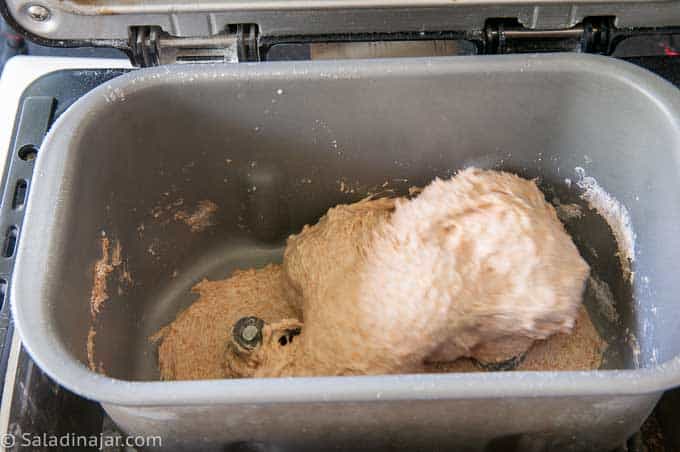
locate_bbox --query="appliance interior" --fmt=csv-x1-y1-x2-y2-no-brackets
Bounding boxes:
40,58,680,381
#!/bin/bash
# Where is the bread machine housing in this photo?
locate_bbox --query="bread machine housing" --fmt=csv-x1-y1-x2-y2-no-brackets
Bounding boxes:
3,0,680,450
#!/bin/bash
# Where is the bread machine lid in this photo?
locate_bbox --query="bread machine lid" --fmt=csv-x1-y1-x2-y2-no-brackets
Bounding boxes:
1,0,680,65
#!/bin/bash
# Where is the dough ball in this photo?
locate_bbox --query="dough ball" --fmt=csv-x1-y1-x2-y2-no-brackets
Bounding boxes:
271,168,589,376
152,264,299,380
283,197,396,318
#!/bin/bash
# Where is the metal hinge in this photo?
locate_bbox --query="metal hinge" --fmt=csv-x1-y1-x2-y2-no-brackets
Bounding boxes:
128,24,259,67
482,18,611,54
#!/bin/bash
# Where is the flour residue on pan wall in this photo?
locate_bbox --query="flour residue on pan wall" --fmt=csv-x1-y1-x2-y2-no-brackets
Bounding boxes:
87,232,133,373
150,190,219,233
90,234,122,317
174,200,218,232
574,167,636,283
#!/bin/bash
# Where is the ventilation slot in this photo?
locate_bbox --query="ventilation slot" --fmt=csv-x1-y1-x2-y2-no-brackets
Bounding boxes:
12,179,28,210
0,279,6,310
2,226,18,258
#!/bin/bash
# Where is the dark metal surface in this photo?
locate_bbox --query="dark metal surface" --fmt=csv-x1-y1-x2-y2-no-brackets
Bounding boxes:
6,349,104,451
0,18,26,73
0,10,124,75
626,56,680,84
0,95,53,397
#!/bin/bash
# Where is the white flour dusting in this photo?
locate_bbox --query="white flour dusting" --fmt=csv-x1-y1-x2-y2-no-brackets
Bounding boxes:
574,167,636,282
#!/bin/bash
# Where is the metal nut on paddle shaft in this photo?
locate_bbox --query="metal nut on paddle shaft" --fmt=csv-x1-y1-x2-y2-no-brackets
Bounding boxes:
232,316,265,350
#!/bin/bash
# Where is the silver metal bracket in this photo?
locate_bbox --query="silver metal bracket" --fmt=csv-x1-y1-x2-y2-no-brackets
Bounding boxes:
129,24,259,67
482,19,607,54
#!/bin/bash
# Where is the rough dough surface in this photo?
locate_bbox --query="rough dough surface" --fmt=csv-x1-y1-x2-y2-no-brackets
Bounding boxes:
283,197,396,318
152,264,299,380
155,168,593,379
155,277,603,379
426,305,605,373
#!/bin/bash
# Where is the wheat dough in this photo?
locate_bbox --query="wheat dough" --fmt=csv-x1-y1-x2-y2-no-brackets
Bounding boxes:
258,168,590,376
283,196,397,317
155,276,603,379
426,305,605,373
155,168,593,379
152,264,299,380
